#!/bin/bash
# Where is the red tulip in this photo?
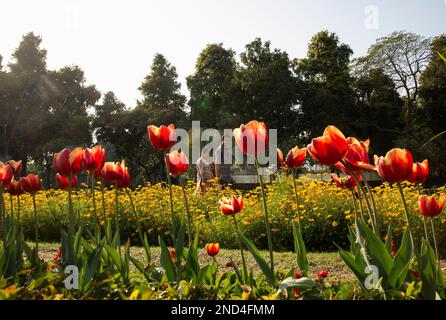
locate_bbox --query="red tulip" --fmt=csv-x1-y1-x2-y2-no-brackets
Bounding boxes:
53,148,85,177
6,160,22,177
277,148,286,168
56,173,77,190
418,195,445,218
170,248,175,264
102,161,124,184
219,196,243,216
205,243,220,257
233,120,268,156
84,145,106,175
374,148,413,183
166,150,189,176
307,126,348,166
0,162,13,189
408,160,429,184
8,179,25,196
337,138,374,173
331,173,360,189
147,124,176,151
286,146,307,168
20,174,41,194
117,161,131,189
316,271,329,281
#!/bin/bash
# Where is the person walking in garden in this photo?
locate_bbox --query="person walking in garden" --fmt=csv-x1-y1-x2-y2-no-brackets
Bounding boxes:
195,151,214,194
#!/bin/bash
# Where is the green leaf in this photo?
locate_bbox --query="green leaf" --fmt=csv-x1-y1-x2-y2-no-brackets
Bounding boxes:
240,233,275,286
438,51,446,63
159,235,176,282
186,229,200,281
292,221,308,277
384,223,393,256
420,239,438,300
338,248,367,289
389,229,413,287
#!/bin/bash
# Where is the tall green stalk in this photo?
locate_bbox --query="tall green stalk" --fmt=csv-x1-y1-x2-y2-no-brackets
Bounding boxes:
397,183,420,264
292,169,302,232
100,181,106,223
180,177,192,245
0,190,5,243
233,215,248,283
430,218,440,279
363,180,379,234
17,195,21,226
255,157,274,274
32,194,39,253
67,174,75,238
126,188,150,262
164,151,176,240
90,175,100,226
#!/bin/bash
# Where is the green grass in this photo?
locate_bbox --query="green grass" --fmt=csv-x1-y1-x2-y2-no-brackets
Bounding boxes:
35,242,357,283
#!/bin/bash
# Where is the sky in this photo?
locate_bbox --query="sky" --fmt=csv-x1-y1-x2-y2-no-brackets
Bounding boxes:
1,0,445,106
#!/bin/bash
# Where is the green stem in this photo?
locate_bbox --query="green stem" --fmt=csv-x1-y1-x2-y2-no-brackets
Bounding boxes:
0,190,5,243
90,175,99,226
256,157,274,275
114,184,121,245
180,177,192,245
364,180,379,234
9,195,13,222
397,183,420,264
233,215,248,284
430,218,440,277
32,194,39,254
67,174,75,238
100,181,106,223
17,195,21,226
351,189,360,220
423,216,430,244
292,169,302,232
126,188,150,262
341,161,376,234
164,151,176,240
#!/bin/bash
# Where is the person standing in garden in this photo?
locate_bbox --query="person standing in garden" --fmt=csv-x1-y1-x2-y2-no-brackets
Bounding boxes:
195,151,214,194
215,135,233,187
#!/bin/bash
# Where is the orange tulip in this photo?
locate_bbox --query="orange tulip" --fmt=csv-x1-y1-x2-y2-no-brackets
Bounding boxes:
8,179,24,196
337,138,374,173
307,126,348,166
233,120,268,156
418,195,445,218
219,196,243,216
331,173,360,190
374,148,413,183
56,173,77,190
277,148,286,168
286,146,307,168
20,174,41,194
84,145,106,175
407,160,429,184
166,150,189,176
6,160,22,177
147,124,176,151
205,243,220,257
53,147,85,177
0,162,13,189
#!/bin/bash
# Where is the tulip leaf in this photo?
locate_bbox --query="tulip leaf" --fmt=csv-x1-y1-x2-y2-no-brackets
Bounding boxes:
420,239,438,300
186,229,200,281
384,223,393,256
240,233,275,286
389,229,412,287
159,235,176,282
292,221,308,277
338,247,367,289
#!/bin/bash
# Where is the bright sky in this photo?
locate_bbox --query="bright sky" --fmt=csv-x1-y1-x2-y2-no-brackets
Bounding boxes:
1,0,445,106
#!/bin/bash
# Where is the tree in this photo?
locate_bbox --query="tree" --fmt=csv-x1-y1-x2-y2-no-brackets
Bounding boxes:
187,44,237,128
236,38,300,145
295,31,356,140
418,35,446,178
356,31,431,141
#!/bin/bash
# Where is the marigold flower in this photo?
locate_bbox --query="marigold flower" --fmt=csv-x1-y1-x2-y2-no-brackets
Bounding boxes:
147,124,176,151
418,195,445,218
307,126,348,166
166,150,189,176
56,173,77,190
205,243,220,257
374,148,413,183
20,174,41,194
219,196,243,216
53,147,85,177
407,160,429,184
233,120,268,156
286,146,307,169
